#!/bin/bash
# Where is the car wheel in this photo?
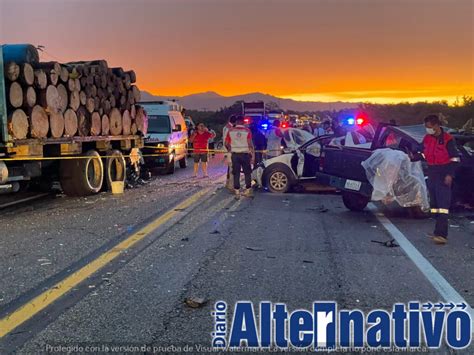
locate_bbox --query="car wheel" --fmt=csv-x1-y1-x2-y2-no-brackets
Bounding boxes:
342,191,370,211
265,167,292,193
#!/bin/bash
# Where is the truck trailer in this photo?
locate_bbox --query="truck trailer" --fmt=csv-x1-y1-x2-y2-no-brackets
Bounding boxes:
0,44,145,196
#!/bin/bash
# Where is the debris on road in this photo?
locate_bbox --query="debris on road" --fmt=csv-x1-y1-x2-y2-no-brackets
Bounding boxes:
306,205,329,213
245,247,264,252
302,260,314,264
371,239,399,248
184,297,207,308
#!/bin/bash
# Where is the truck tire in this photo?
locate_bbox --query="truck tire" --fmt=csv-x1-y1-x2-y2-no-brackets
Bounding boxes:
179,157,187,169
60,150,104,196
104,150,126,190
342,191,370,211
265,165,293,193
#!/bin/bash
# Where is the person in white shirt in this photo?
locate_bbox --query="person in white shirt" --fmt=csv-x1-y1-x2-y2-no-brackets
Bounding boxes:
223,116,237,190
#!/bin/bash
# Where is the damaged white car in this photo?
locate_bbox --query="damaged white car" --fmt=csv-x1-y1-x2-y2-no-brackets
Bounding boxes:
253,130,333,193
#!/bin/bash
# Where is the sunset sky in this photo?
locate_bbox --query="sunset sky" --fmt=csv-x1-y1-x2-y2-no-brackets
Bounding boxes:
1,0,473,104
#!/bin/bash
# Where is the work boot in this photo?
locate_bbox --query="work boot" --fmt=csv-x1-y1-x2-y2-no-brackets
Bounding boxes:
243,188,254,198
431,236,447,245
234,189,241,200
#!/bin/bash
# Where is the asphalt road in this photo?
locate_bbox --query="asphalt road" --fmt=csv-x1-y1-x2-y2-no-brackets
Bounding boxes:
0,155,473,353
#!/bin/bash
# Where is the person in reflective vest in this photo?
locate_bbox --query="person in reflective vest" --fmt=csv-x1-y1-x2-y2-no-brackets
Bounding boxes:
422,114,460,244
225,115,255,199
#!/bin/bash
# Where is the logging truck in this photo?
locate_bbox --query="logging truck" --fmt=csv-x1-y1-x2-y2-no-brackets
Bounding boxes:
0,44,146,196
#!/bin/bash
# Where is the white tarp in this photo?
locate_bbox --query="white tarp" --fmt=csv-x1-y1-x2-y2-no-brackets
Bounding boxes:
361,148,429,210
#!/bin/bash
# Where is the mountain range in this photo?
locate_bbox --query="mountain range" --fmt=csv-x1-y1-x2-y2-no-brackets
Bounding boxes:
140,91,359,112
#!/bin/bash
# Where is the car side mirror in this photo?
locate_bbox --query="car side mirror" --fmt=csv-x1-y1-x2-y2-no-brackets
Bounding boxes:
173,124,182,132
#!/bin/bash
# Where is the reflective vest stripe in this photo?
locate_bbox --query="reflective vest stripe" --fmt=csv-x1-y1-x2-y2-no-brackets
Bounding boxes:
430,208,449,214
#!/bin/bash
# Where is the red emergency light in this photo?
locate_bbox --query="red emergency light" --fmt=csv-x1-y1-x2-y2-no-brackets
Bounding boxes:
281,122,289,128
243,116,251,124
356,117,365,125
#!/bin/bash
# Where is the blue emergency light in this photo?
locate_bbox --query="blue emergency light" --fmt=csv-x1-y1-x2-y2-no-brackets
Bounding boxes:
346,118,355,125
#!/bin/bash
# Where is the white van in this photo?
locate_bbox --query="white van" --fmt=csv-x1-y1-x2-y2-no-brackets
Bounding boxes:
140,101,188,173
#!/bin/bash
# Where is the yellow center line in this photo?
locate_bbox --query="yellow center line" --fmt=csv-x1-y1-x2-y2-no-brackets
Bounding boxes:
0,187,212,338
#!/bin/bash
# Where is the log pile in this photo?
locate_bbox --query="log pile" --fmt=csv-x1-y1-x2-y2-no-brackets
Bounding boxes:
4,58,144,139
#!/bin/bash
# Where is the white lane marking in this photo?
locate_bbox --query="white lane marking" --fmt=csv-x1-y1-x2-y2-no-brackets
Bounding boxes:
368,203,473,321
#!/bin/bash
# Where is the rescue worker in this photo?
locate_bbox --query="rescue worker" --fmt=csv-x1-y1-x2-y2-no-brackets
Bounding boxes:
422,114,460,245
225,115,255,199
189,123,215,178
223,115,237,190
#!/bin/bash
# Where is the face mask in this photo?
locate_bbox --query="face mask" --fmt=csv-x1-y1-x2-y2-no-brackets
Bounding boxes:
426,127,436,135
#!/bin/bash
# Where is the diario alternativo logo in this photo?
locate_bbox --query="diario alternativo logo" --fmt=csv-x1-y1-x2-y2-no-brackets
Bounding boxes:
212,301,471,350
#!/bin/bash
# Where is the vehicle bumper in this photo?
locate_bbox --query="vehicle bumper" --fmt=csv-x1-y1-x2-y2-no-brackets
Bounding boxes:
315,172,372,197
143,147,173,168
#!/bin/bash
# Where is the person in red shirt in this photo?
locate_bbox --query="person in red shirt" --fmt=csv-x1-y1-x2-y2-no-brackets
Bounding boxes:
189,123,216,178
422,114,460,244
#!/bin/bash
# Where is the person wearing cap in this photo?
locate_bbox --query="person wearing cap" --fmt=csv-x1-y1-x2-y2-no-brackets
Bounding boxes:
422,114,460,245
225,115,255,199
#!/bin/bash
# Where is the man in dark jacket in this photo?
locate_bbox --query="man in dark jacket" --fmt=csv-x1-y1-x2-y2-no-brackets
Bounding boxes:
250,123,267,168
422,114,460,244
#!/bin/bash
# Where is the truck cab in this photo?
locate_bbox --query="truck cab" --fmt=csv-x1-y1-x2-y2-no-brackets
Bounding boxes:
140,101,188,174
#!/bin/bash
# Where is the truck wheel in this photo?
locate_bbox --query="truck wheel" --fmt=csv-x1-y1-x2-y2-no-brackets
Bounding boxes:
179,157,187,169
60,150,104,196
342,191,370,211
265,167,292,193
166,157,175,174
105,150,126,190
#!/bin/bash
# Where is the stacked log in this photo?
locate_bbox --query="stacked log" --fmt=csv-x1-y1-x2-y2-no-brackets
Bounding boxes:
4,59,143,139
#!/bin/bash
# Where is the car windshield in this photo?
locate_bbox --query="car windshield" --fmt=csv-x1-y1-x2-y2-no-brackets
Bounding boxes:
282,128,314,147
292,129,314,145
392,125,426,143
148,115,171,134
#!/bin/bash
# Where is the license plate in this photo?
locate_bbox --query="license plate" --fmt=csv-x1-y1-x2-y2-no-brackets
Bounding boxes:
344,179,362,191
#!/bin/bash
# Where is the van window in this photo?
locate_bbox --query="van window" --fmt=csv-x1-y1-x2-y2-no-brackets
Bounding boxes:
148,115,171,134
